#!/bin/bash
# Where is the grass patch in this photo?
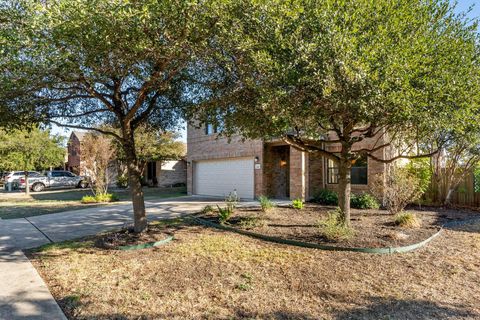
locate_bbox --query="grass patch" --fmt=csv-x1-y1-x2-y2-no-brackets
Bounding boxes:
317,209,355,241
32,240,94,253
395,212,421,228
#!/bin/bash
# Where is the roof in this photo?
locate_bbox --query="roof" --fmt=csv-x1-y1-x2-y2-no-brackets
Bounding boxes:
70,131,87,141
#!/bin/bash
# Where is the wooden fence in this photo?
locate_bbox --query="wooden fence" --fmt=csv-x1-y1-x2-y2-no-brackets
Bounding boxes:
428,170,480,207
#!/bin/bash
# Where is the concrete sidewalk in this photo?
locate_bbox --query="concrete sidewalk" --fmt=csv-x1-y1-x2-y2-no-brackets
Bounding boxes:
0,250,66,320
0,196,265,319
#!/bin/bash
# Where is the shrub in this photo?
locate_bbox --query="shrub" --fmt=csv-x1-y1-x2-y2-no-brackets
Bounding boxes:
81,193,119,204
258,195,275,212
350,193,380,209
116,174,128,188
317,209,355,241
292,198,304,209
81,195,97,204
217,205,233,224
371,167,423,214
225,191,239,213
312,189,338,205
394,212,421,228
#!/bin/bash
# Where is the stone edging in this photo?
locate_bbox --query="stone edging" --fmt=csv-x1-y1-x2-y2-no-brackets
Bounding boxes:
192,217,443,254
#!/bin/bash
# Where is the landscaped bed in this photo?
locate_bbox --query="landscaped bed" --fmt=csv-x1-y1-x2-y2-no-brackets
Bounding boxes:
28,216,480,319
196,204,477,248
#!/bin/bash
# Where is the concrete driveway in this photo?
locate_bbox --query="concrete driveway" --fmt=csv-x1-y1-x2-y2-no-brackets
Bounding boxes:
0,196,241,320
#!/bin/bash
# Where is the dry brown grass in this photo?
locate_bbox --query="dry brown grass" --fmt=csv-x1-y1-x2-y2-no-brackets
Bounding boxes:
28,218,480,320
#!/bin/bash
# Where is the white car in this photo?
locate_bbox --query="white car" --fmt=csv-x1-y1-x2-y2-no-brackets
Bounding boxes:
3,171,42,183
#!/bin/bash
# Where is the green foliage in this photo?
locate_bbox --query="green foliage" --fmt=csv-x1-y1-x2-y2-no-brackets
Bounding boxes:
292,198,304,210
474,166,480,193
116,175,129,189
0,127,65,172
81,193,119,204
312,189,338,206
394,212,421,228
225,191,239,213
405,158,432,195
317,209,355,241
350,193,380,210
258,195,275,212
217,205,233,224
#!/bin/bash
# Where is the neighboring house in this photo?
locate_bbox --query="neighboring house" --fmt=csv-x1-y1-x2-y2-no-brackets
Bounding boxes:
144,159,187,187
187,124,390,200
67,131,86,175
67,131,186,187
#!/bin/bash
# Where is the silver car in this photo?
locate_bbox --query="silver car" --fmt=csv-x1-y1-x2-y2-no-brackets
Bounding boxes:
19,170,89,192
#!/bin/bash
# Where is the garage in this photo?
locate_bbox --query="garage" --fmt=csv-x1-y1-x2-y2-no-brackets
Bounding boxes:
193,157,254,199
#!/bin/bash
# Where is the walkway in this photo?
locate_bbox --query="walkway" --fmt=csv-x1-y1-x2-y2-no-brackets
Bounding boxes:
0,196,255,319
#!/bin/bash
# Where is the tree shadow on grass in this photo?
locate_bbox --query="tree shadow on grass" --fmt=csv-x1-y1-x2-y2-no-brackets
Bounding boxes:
333,297,478,320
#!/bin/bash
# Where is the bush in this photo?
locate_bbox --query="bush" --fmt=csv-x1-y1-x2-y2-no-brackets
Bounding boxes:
350,193,380,209
312,189,338,205
217,205,233,224
116,174,128,188
317,209,355,241
371,167,423,214
292,198,304,209
258,195,275,212
81,195,97,204
81,193,119,204
394,212,421,228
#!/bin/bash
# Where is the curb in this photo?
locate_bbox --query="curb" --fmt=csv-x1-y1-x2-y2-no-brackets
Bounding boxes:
192,217,443,254
118,235,174,251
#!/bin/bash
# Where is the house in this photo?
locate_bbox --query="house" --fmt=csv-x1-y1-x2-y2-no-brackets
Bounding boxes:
67,131,187,187
187,124,390,200
67,131,86,175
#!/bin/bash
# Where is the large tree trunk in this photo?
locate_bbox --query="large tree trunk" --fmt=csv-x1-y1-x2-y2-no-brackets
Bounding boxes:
25,170,30,196
122,126,147,233
337,152,352,227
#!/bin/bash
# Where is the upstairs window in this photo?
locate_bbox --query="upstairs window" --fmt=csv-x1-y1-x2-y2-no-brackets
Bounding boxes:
205,123,215,135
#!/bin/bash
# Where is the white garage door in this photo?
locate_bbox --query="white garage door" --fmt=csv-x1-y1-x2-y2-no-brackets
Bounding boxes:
194,157,254,199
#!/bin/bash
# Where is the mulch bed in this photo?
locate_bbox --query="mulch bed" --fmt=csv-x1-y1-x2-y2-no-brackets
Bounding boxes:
196,204,480,248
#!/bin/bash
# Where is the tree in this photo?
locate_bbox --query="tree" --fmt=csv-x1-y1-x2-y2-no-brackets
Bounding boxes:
0,127,65,195
114,125,186,180
188,0,480,227
2,0,219,232
431,128,480,205
81,133,116,196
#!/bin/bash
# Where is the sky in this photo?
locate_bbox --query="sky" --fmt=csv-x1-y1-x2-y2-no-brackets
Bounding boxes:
50,0,480,141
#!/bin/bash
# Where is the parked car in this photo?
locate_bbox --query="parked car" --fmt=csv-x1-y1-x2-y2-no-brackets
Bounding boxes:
19,170,89,192
3,171,42,183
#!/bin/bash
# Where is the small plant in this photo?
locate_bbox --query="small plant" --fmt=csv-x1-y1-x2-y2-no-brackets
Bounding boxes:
312,189,338,205
258,195,275,212
292,198,304,209
225,190,239,213
350,193,380,209
116,174,128,188
81,193,119,204
81,195,97,204
217,205,233,224
202,205,215,214
317,208,355,241
394,212,421,228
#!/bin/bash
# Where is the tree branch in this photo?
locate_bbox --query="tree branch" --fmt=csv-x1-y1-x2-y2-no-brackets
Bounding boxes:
49,120,122,141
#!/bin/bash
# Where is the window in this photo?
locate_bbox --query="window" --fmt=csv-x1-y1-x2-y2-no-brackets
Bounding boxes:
205,123,215,135
326,156,368,185
327,159,339,184
351,156,368,185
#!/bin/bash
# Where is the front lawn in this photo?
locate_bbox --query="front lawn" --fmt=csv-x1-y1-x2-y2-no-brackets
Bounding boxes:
0,187,186,219
28,216,480,319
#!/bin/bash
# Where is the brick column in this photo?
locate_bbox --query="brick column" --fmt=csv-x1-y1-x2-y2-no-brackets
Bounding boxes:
289,147,306,200
186,160,193,195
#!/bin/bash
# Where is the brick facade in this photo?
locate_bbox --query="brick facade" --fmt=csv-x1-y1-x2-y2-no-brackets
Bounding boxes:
187,124,389,200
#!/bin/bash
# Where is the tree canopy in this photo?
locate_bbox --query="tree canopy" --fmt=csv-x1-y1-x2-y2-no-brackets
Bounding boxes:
0,0,221,232
188,0,480,225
